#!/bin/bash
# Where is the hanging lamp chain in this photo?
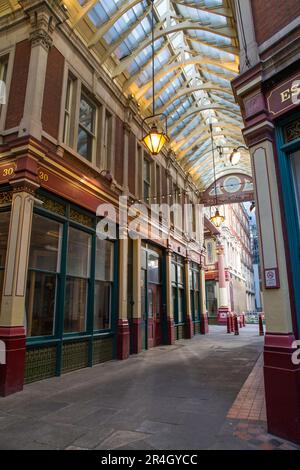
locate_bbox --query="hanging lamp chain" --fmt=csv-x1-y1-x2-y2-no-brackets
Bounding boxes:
151,0,155,118
210,123,218,207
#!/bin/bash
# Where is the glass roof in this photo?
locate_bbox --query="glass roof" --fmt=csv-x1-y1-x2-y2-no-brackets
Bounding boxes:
3,0,250,191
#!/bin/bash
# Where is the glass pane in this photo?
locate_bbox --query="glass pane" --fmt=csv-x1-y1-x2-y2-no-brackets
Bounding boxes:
141,248,147,269
194,271,200,291
95,239,114,281
171,262,176,283
178,288,183,323
148,252,160,283
0,211,10,268
189,268,193,289
144,159,150,180
0,270,4,308
141,269,146,321
94,280,111,330
64,276,87,332
25,271,56,337
177,264,184,285
29,214,62,272
194,292,199,318
144,181,150,199
172,286,177,322
79,96,95,132
291,150,300,225
67,227,91,278
77,126,93,161
148,288,153,317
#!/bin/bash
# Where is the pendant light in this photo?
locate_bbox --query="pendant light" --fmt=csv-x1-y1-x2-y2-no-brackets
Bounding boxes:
229,145,248,165
209,123,225,228
142,0,169,155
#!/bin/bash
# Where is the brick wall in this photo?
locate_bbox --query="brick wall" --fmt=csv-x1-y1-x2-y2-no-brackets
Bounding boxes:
128,131,136,195
42,46,65,139
114,116,124,186
251,0,300,45
5,40,31,129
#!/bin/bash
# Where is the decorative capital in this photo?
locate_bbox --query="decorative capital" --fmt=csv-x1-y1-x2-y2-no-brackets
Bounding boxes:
20,0,69,51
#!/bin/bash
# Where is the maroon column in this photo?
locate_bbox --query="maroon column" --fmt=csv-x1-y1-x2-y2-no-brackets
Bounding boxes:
185,316,194,339
132,318,142,354
0,327,26,396
217,244,230,324
264,333,300,444
200,312,209,334
166,317,175,345
116,319,130,360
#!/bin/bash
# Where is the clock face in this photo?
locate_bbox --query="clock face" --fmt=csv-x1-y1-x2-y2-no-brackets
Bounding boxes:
223,176,242,193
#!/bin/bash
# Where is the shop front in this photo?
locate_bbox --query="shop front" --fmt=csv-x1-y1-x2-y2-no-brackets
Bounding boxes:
24,191,117,383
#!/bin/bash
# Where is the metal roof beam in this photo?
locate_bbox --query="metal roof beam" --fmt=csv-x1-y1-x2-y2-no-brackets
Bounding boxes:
131,55,238,99
171,0,233,18
112,20,237,77
155,83,234,115
88,0,147,47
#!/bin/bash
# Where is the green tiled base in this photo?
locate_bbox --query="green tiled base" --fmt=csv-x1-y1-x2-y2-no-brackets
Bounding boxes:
61,341,89,374
93,337,113,365
24,346,56,384
175,323,185,340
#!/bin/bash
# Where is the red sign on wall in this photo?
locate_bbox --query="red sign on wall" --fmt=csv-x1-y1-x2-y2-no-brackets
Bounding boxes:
266,73,300,118
0,163,16,183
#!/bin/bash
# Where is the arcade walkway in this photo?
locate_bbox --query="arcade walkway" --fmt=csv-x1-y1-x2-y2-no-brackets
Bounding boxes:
0,326,298,450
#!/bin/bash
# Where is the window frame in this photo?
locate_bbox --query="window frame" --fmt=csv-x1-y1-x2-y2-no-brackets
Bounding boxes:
26,191,117,347
77,91,97,162
171,254,186,325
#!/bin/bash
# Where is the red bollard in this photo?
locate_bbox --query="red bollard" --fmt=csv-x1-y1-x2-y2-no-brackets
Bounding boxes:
231,314,235,333
239,315,243,328
243,314,246,327
259,314,264,336
226,314,231,334
234,314,239,335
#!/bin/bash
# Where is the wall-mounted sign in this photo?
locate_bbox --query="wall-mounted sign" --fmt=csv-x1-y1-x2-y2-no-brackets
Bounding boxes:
0,162,16,183
267,73,300,118
202,173,254,206
264,268,280,289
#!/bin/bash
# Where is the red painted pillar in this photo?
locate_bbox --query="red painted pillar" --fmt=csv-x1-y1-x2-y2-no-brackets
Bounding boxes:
264,334,300,444
117,319,130,360
185,316,194,339
0,327,26,396
132,318,142,354
0,188,35,396
226,314,231,333
216,243,230,324
200,311,209,334
259,314,264,336
167,317,175,345
234,314,239,336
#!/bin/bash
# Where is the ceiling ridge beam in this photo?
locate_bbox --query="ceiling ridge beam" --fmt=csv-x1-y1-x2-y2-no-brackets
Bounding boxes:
112,20,237,78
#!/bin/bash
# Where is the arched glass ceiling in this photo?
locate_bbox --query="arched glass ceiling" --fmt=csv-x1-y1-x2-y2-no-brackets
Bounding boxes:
3,0,250,191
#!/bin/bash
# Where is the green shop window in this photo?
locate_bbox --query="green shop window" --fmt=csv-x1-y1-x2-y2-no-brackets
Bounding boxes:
171,254,185,325
25,198,115,340
94,238,114,331
189,263,201,322
0,210,10,307
26,213,62,337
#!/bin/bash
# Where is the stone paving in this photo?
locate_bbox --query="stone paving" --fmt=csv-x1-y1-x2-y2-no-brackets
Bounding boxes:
0,325,298,450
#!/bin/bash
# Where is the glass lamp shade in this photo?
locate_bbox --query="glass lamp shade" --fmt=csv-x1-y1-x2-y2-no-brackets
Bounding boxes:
210,209,225,228
142,124,169,155
230,149,241,165
250,201,256,213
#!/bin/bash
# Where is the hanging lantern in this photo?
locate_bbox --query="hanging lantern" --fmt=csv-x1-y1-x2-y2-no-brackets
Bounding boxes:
141,0,169,156
229,145,248,165
142,124,169,156
210,208,225,228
